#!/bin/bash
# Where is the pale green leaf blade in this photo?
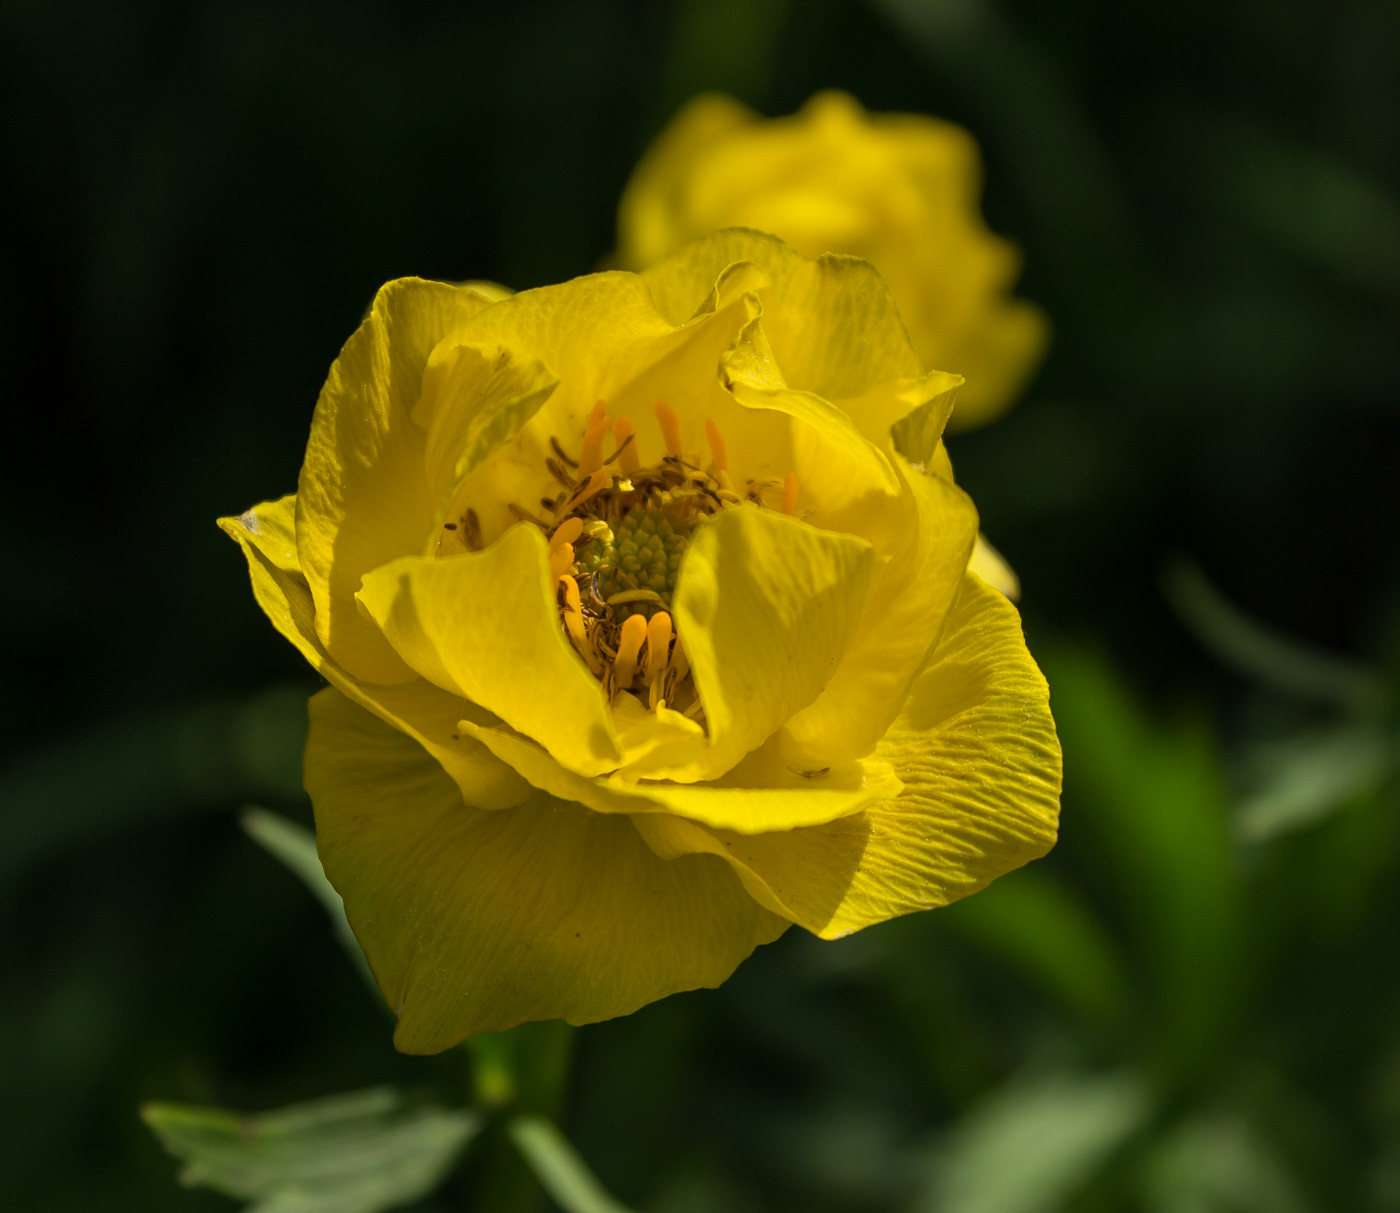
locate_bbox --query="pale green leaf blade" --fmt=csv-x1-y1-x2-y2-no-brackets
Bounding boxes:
142,1087,478,1213
509,1114,636,1213
240,807,379,995
918,1072,1151,1213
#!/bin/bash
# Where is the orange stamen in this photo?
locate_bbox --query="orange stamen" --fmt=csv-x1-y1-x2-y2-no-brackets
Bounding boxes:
550,517,583,548
549,542,575,581
704,417,728,472
644,611,672,688
559,575,603,676
781,472,799,515
654,400,683,460
614,614,647,690
566,468,608,511
578,414,609,479
611,416,640,475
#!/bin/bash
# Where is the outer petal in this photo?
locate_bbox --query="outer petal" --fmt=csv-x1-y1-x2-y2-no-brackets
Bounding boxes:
294,278,503,684
306,687,788,1052
668,504,885,780
355,525,621,776
457,720,902,833
218,496,530,811
635,573,1061,937
782,458,979,764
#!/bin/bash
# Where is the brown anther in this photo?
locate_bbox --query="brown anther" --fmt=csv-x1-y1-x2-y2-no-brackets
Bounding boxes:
654,400,684,460
614,614,647,690
463,508,482,549
704,417,728,472
782,473,799,515
565,468,608,511
550,436,578,467
507,502,550,527
546,456,576,489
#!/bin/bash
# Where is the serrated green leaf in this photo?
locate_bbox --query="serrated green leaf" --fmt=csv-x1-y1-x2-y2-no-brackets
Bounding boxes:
240,807,379,997
509,1114,636,1213
142,1086,478,1213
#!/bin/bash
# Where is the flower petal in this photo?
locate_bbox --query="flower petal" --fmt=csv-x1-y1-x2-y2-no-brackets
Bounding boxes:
356,524,622,776
641,229,923,399
218,495,530,810
670,503,886,780
635,572,1061,937
306,687,788,1052
782,459,979,764
457,718,901,833
296,278,503,683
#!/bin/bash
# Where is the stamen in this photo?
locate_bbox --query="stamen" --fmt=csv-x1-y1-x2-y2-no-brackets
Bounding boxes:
463,508,482,550
565,468,608,511
578,406,610,479
549,542,575,581
550,436,578,467
610,417,640,475
654,400,684,460
550,517,584,548
559,575,603,676
614,614,647,690
546,456,576,489
782,472,799,515
668,634,690,686
646,612,673,708
704,417,728,472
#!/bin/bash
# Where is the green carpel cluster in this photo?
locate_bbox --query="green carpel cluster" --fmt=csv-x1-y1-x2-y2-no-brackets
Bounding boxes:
576,506,693,621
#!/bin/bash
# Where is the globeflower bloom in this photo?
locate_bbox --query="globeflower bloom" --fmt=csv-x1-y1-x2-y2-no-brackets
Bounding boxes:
617,91,1048,429
221,230,1061,1054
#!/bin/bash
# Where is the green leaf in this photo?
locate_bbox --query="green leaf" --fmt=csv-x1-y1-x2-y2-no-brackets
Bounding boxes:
917,1071,1151,1213
240,807,379,997
1162,558,1384,710
1235,725,1392,842
1143,1112,1306,1213
142,1086,479,1213
509,1114,636,1213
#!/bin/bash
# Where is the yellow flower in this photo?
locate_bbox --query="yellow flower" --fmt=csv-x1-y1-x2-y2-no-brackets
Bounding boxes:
616,91,1049,430
220,230,1061,1054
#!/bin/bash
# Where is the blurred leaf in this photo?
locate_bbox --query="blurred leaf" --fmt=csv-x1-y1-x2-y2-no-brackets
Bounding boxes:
509,1114,636,1213
1162,558,1384,710
1235,726,1392,843
0,683,312,887
1042,648,1242,1081
916,1070,1152,1213
942,866,1131,1027
1143,1112,1307,1213
142,1086,478,1213
240,807,379,996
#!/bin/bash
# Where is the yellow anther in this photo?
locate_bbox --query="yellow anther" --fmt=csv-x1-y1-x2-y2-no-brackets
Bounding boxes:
559,575,603,676
549,542,575,581
550,517,583,549
654,400,684,460
565,468,608,511
644,611,672,687
782,472,799,515
611,416,641,475
704,417,728,472
578,413,609,479
614,614,647,690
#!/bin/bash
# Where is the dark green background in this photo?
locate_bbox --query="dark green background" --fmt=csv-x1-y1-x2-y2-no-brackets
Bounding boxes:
3,0,1399,1209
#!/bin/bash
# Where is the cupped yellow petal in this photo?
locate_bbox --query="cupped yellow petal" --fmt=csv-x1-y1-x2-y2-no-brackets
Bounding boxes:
295,278,503,683
218,496,531,810
782,458,979,765
457,716,901,833
355,523,621,777
306,687,788,1052
668,503,885,781
641,229,922,398
635,572,1061,937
